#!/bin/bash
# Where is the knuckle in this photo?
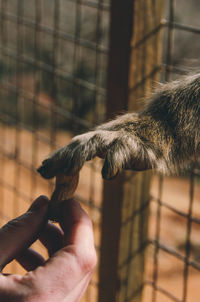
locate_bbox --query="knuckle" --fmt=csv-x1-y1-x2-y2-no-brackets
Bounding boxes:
79,248,97,273
19,273,41,300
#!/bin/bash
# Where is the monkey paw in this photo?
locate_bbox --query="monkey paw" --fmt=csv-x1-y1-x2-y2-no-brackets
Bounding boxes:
37,116,152,180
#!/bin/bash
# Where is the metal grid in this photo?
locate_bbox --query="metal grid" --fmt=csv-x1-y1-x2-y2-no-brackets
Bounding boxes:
0,0,109,300
145,1,200,302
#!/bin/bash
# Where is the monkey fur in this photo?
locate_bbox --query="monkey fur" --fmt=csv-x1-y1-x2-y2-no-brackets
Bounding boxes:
38,74,200,181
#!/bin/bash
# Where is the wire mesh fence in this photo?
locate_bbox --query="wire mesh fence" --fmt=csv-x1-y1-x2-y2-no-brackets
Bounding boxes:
0,1,200,302
145,1,200,302
0,0,110,300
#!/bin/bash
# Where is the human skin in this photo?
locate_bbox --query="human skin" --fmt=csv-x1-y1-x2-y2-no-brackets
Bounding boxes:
0,196,97,302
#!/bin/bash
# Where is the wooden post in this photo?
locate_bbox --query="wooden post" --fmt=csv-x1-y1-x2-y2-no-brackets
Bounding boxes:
99,1,163,302
98,1,133,301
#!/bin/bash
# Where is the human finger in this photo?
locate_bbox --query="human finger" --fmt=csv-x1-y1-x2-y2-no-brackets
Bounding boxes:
0,195,49,269
59,199,95,249
39,221,63,256
16,248,45,271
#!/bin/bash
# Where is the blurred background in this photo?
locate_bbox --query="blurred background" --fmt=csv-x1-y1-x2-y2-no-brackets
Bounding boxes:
0,0,200,301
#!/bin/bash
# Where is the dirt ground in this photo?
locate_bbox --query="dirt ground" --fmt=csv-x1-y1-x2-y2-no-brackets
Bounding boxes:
0,126,200,302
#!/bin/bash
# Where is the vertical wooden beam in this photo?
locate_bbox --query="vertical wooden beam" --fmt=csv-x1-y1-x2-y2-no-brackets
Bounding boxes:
105,0,134,117
98,1,134,301
99,1,163,302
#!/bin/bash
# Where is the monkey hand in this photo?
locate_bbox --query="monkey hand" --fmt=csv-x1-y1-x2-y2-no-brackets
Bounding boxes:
37,113,154,180
38,74,200,180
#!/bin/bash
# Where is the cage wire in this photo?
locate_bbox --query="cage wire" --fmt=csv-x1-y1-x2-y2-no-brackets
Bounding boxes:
0,0,109,300
145,1,200,302
0,1,200,302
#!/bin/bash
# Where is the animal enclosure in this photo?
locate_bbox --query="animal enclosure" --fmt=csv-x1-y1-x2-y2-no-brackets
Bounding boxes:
0,1,200,302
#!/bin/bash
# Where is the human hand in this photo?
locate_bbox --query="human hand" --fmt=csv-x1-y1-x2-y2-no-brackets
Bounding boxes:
0,196,97,302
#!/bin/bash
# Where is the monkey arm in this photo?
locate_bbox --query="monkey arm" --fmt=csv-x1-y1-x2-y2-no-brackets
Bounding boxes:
38,74,200,181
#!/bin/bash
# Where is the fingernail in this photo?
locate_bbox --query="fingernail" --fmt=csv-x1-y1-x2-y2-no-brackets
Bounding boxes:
29,195,49,211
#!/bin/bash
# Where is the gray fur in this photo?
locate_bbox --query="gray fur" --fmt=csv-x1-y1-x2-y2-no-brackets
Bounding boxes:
38,74,200,180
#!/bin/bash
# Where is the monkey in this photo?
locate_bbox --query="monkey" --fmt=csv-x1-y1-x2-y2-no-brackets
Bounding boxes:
37,73,200,181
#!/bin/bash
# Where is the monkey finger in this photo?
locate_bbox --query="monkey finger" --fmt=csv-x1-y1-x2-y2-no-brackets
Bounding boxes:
101,144,124,180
